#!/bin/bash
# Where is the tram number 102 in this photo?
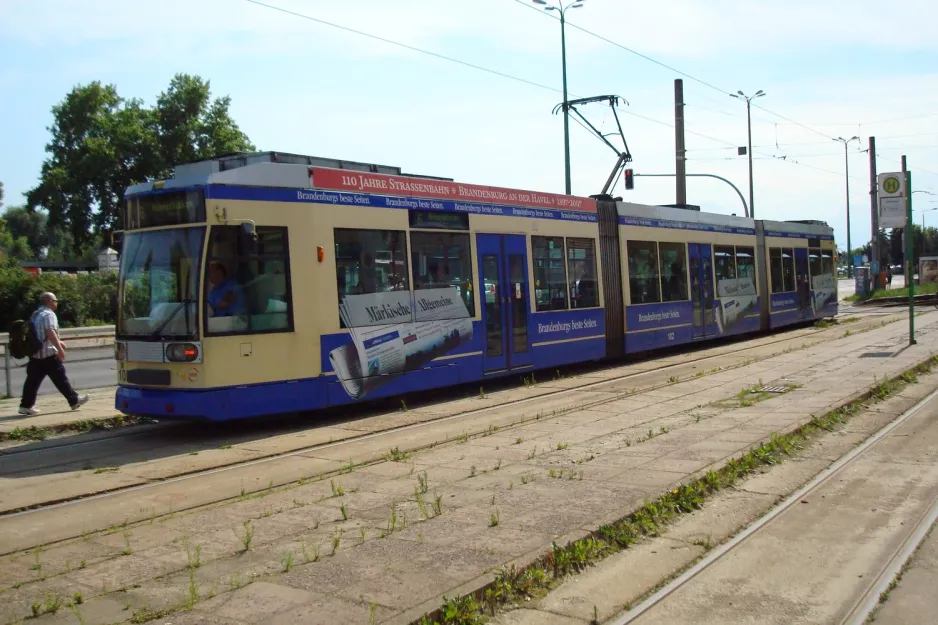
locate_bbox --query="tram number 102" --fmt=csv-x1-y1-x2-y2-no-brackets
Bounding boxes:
667,332,675,341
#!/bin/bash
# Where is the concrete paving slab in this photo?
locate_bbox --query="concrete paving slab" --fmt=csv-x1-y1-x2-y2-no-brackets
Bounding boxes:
2,313,937,625
195,581,316,621
531,537,703,624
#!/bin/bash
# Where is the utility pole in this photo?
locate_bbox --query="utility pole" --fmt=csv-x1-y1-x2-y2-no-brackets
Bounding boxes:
674,79,687,206
869,137,878,285
903,154,915,345
559,8,571,195
730,91,764,217
834,136,860,277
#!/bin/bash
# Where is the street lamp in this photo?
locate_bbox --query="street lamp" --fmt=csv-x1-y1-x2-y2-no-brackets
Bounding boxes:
833,136,861,278
533,0,586,195
730,90,765,218
920,206,938,229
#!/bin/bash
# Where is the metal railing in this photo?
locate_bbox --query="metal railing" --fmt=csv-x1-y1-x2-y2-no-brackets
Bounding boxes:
2,326,115,399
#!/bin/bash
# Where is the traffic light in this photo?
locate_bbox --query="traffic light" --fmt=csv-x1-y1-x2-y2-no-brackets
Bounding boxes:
624,168,634,190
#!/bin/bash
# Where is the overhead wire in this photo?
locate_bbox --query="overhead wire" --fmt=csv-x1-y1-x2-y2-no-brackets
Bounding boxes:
246,0,934,184
244,0,564,96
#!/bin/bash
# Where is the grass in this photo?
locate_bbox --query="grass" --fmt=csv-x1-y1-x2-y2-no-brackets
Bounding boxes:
302,539,321,563
489,509,500,527
183,536,201,569
386,447,410,462
330,479,345,497
413,357,938,625
120,530,133,555
845,282,938,303
1,415,145,442
235,521,253,552
340,502,349,521
7,426,52,441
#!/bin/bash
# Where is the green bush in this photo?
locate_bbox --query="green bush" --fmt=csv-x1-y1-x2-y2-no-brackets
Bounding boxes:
0,266,117,331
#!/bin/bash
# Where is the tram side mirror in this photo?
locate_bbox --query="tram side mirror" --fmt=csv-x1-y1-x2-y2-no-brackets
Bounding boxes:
239,222,257,254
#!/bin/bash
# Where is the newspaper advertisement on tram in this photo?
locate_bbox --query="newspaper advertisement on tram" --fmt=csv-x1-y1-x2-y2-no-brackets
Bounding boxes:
811,273,836,313
716,276,758,332
329,288,474,399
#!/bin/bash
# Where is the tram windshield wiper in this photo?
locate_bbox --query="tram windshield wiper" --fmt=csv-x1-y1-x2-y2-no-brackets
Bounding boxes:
150,298,197,338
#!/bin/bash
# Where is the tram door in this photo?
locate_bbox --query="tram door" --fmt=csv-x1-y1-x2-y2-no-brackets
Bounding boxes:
794,248,811,317
688,243,715,339
477,234,532,373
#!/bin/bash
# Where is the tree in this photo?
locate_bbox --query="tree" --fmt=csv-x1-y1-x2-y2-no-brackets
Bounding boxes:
0,217,31,264
27,75,254,257
2,205,48,258
0,180,4,210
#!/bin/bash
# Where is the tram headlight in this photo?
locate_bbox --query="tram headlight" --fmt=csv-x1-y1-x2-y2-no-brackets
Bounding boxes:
165,343,199,363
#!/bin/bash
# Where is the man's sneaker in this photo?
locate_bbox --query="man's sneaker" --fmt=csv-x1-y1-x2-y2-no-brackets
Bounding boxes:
18,407,40,416
70,395,90,411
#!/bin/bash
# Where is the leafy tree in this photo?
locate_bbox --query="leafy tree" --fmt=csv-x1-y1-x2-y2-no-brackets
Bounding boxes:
0,180,4,210
2,206,48,258
0,218,32,264
27,74,254,256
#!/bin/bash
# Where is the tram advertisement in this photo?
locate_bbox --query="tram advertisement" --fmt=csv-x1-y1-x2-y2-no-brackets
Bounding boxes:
329,288,474,399
716,277,757,332
811,273,836,313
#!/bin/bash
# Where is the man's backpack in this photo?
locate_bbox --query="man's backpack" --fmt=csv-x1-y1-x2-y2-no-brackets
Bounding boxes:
8,315,43,359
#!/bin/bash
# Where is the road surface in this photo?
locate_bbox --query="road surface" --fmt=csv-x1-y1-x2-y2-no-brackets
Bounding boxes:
4,348,115,398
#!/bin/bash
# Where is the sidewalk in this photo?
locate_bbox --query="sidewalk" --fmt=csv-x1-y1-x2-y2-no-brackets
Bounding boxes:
0,386,122,437
1,313,937,624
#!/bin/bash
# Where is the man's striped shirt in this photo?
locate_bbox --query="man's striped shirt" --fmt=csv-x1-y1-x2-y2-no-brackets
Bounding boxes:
31,306,59,359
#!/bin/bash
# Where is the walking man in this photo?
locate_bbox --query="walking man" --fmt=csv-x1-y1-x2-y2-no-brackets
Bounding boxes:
18,292,89,416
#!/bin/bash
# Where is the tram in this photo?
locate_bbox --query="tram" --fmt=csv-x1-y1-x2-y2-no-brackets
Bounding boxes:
114,152,836,421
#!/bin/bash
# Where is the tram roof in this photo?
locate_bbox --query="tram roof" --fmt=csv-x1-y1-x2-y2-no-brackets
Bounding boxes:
760,218,834,238
125,151,451,196
616,201,756,231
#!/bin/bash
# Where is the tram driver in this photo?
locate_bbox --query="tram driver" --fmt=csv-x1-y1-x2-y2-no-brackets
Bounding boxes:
207,262,246,317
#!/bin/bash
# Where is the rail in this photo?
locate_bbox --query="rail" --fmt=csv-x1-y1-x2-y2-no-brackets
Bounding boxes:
2,327,115,399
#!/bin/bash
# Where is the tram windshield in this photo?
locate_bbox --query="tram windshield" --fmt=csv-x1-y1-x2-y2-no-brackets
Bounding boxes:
118,227,206,340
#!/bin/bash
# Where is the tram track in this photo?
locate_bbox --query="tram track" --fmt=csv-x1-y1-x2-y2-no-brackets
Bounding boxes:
0,320,881,520
0,315,883,466
0,316,899,522
609,371,938,625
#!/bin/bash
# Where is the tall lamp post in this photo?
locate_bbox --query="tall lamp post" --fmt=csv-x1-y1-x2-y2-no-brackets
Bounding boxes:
920,206,938,230
834,136,860,277
730,90,765,218
533,0,586,195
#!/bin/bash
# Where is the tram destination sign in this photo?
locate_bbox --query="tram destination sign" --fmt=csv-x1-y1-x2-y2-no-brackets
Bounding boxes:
310,167,597,213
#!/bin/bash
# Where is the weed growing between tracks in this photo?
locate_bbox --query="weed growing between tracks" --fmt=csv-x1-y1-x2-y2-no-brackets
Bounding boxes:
412,355,938,625
1,415,148,443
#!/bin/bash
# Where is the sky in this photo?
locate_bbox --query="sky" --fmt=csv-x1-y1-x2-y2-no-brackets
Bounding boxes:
2,0,938,253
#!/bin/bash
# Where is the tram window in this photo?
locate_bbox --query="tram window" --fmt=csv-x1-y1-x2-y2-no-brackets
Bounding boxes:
713,245,736,297
770,247,784,294
809,247,823,279
204,226,293,335
410,231,474,318
627,240,661,304
821,249,834,276
566,238,598,308
735,247,757,294
334,229,410,328
658,242,688,302
533,236,568,311
782,248,796,292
